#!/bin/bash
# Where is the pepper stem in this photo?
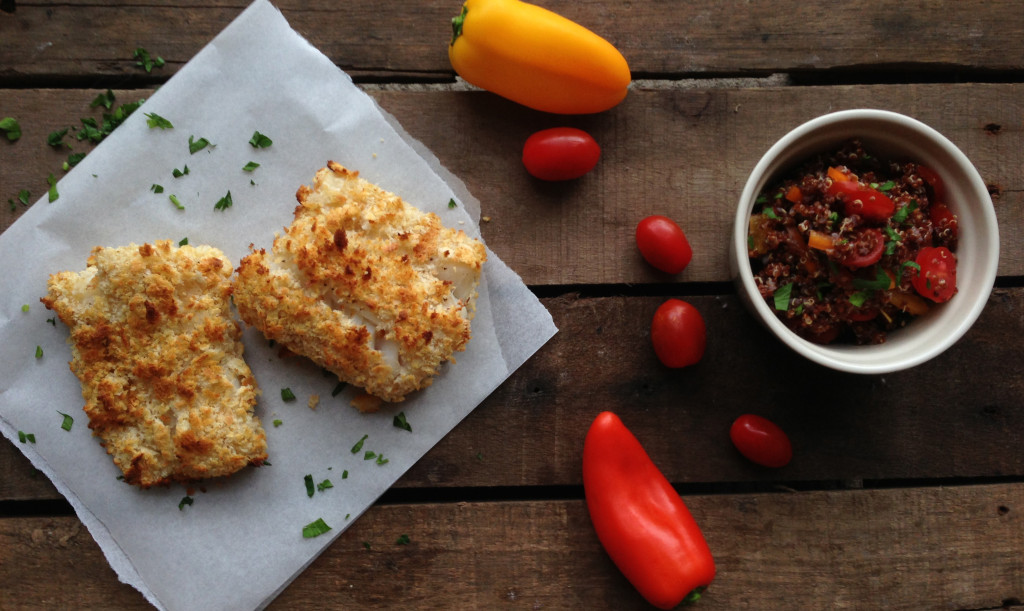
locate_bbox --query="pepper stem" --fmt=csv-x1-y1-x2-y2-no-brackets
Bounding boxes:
450,5,467,46
682,586,707,605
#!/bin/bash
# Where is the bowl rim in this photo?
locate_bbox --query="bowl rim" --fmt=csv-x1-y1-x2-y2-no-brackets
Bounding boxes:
732,108,1000,374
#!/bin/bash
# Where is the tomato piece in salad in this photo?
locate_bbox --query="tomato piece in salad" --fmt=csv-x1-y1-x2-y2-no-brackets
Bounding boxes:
826,178,895,222
912,246,957,303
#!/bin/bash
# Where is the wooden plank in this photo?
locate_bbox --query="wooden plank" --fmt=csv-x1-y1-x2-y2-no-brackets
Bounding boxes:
2,1,1023,81
2,84,1022,283
5,288,1023,502
2,484,1021,609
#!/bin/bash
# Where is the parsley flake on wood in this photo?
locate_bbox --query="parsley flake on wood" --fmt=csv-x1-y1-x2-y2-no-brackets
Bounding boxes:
393,412,412,432
0,117,21,141
304,474,315,498
133,47,165,73
178,496,194,510
46,174,59,203
65,152,86,169
188,135,212,154
396,534,410,545
281,387,296,402
169,194,184,210
90,89,116,110
58,411,74,431
242,161,260,172
248,131,273,148
214,191,233,211
47,128,70,148
302,518,331,539
145,112,174,130
351,434,368,454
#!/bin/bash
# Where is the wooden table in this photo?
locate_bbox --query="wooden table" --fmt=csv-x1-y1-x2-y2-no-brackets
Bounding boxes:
2,1,1023,608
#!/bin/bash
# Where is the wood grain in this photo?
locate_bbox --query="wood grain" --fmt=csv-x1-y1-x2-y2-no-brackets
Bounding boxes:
5,287,1023,502
2,484,1021,610
2,1,1023,82
2,84,1022,284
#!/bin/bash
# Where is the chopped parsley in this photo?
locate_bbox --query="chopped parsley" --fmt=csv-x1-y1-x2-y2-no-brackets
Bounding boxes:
393,412,412,432
884,226,902,255
351,434,368,454
304,474,315,498
47,128,70,148
852,267,890,291
46,317,56,326
168,194,184,210
447,198,457,209
242,161,260,172
172,165,189,178
342,469,348,479
272,419,282,427
188,135,212,154
35,345,43,359
876,180,895,192
281,387,296,402
151,184,164,194
317,479,333,492
849,291,870,308
773,283,793,311
178,237,188,246
17,431,35,443
46,174,59,203
396,534,410,545
65,152,86,169
178,496,194,511
248,131,273,148
376,454,389,466
213,191,233,211
302,518,331,539
133,47,165,73
364,451,376,461
58,411,74,431
763,208,779,220
892,199,918,225
21,304,29,312
90,89,116,110
145,112,174,130
0,117,21,141
899,260,922,279
11,189,30,211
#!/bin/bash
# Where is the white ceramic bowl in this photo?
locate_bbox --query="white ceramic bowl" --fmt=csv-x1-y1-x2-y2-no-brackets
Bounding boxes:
730,109,1000,374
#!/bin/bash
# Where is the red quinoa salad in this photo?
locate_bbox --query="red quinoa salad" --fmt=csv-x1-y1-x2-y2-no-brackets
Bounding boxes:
748,139,959,345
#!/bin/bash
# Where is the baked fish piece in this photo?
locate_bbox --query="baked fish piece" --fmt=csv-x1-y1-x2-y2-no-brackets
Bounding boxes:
42,241,267,487
233,161,486,405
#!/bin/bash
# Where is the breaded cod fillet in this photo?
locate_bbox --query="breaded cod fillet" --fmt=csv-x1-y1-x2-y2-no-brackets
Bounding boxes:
232,162,486,405
41,241,267,487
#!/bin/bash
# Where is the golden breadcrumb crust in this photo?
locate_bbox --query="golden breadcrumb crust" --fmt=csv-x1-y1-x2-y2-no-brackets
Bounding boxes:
41,241,267,487
232,162,486,405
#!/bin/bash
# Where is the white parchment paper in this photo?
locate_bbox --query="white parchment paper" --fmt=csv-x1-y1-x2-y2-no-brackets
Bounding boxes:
0,2,557,609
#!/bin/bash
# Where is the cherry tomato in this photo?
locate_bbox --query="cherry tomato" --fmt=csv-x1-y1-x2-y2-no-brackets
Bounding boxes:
837,228,885,269
522,127,601,181
636,215,693,274
929,202,959,239
729,414,793,468
916,165,947,202
827,179,895,222
912,246,957,302
650,299,706,368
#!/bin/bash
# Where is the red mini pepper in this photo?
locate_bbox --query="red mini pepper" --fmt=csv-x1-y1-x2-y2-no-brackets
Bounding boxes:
583,411,715,608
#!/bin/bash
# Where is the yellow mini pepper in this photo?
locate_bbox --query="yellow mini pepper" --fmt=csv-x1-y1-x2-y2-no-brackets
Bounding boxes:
448,0,631,114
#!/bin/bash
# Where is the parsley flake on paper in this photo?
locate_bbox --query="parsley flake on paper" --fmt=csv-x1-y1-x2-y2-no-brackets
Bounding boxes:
188,135,212,154
0,117,21,141
18,431,36,444
304,474,315,498
213,191,233,211
351,434,368,454
58,411,74,431
281,387,296,402
145,112,174,130
21,304,29,313
242,161,260,172
178,496,194,511
317,479,333,492
35,345,43,359
302,518,331,539
172,165,189,178
151,184,164,194
168,194,184,210
393,412,412,432
178,237,189,246
248,131,273,148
